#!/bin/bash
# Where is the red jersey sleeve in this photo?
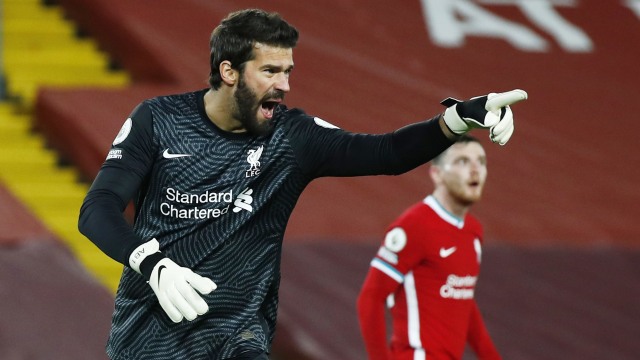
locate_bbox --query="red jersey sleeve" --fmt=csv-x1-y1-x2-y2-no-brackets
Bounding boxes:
467,301,501,359
374,205,431,279
357,204,430,360
357,267,398,360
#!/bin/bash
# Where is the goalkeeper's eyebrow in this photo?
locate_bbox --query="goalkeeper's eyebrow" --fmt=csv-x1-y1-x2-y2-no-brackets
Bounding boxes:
260,63,295,75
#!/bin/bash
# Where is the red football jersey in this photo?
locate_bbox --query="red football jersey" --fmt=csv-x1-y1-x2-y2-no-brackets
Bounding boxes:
358,195,500,360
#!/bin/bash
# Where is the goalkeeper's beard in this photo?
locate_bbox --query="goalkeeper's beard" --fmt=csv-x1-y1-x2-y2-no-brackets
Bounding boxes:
232,75,276,137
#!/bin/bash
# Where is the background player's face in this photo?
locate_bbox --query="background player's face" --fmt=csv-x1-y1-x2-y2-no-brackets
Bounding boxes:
232,43,293,135
434,142,487,206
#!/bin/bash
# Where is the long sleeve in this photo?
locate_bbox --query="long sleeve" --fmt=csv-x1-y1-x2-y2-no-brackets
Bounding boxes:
357,267,400,360
282,111,453,178
467,301,501,360
78,102,155,265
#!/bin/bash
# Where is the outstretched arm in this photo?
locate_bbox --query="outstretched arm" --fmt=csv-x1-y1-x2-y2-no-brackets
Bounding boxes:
286,89,527,178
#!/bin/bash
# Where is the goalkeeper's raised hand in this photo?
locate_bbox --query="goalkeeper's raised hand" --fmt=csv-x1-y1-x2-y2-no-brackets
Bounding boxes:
129,238,217,323
441,89,527,145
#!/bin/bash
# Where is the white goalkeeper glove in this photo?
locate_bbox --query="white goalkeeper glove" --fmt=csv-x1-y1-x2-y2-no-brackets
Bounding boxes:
441,89,528,145
129,238,217,323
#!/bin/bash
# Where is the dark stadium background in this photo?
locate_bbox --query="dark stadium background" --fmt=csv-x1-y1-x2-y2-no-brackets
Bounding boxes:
1,0,639,359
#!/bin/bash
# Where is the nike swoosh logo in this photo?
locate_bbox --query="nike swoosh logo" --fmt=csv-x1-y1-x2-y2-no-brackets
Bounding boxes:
439,247,457,258
162,149,192,159
157,265,166,283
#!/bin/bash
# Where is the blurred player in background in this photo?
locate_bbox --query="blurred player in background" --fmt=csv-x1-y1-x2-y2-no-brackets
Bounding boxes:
78,7,524,360
358,135,501,360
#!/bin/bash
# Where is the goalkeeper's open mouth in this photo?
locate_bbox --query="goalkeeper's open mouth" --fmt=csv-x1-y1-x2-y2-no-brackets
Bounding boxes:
260,99,281,120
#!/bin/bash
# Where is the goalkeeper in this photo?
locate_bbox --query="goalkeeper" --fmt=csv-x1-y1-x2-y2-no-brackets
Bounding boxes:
78,8,526,360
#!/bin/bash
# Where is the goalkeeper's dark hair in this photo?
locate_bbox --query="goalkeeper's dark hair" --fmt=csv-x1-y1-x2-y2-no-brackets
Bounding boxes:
208,9,299,90
432,135,482,165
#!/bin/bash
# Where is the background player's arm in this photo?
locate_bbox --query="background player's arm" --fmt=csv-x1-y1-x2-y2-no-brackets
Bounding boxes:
357,266,398,360
466,301,502,360
357,223,427,360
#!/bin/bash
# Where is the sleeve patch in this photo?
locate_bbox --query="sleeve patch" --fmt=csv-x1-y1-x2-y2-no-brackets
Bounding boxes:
313,117,340,129
384,227,407,252
113,118,133,145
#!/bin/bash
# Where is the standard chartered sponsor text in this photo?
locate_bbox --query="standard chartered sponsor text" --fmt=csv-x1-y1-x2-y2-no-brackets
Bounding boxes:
161,187,233,219
439,274,477,300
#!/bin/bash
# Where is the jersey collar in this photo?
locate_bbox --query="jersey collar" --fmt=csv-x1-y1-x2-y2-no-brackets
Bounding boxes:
423,195,465,229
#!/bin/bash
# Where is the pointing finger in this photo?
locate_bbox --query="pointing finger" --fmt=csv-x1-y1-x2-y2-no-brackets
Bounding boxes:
485,89,528,111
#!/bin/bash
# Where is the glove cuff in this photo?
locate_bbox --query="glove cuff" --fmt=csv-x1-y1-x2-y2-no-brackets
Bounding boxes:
443,106,468,135
128,238,161,274
141,253,167,281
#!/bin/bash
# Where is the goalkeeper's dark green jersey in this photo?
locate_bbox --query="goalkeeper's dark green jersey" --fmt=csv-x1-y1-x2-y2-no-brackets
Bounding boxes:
79,89,452,360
